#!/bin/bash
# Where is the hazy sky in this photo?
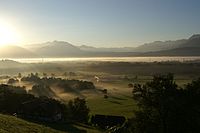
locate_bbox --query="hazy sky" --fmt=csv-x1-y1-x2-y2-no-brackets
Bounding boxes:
0,0,200,47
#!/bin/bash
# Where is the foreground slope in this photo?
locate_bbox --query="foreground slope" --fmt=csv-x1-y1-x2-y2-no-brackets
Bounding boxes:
0,114,65,133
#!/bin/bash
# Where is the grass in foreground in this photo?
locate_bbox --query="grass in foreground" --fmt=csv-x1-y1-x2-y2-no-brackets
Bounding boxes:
0,114,66,133
0,114,102,133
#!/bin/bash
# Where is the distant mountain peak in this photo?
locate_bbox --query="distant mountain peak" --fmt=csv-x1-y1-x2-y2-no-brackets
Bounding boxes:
79,45,96,49
52,40,69,43
189,34,200,40
41,41,79,50
36,40,83,57
50,40,71,45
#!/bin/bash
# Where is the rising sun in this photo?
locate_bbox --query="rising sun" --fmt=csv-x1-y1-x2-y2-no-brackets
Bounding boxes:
0,20,20,46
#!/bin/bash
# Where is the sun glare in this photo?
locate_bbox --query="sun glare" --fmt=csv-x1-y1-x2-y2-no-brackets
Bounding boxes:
0,20,20,46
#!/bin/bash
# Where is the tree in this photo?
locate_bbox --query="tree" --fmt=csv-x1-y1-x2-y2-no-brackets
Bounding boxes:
18,73,22,78
69,72,76,79
180,78,200,132
51,73,55,78
128,83,133,88
35,72,39,77
128,74,200,133
7,78,19,84
43,73,47,77
132,73,176,133
29,84,55,98
63,72,68,79
68,97,90,123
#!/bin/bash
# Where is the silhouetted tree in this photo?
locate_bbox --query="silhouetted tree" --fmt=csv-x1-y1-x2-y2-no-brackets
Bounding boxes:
30,73,34,77
127,74,200,133
7,78,19,84
63,72,68,79
51,73,55,78
135,75,138,80
18,73,22,78
68,97,90,123
35,72,39,77
128,83,133,88
43,73,47,77
104,94,108,99
29,84,55,98
69,72,76,79
102,89,107,94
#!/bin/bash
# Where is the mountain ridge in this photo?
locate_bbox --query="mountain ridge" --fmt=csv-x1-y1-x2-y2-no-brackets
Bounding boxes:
0,34,199,58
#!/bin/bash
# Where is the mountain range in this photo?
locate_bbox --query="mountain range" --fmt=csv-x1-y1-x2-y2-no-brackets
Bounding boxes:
0,34,200,58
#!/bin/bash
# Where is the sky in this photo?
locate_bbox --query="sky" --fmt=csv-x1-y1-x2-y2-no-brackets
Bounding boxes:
0,0,200,47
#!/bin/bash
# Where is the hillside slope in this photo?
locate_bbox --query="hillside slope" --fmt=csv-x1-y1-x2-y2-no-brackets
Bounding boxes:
134,39,187,52
0,45,36,58
143,47,200,56
0,114,65,133
141,35,200,56
142,47,200,56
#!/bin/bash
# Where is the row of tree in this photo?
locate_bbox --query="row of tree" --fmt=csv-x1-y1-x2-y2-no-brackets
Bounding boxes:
21,74,95,91
17,72,77,79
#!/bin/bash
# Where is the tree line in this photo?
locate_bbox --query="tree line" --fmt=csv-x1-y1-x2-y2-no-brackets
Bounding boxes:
0,84,89,123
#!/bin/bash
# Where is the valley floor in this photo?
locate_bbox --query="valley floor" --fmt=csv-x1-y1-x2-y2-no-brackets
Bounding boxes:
1,61,199,118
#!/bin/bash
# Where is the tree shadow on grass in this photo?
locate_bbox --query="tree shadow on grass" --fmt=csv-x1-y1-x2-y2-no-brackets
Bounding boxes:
107,100,122,105
110,96,127,100
118,94,132,99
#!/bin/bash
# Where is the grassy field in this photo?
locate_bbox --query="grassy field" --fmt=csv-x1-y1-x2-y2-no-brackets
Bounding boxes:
86,79,136,118
0,114,102,133
0,114,65,133
85,74,192,118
